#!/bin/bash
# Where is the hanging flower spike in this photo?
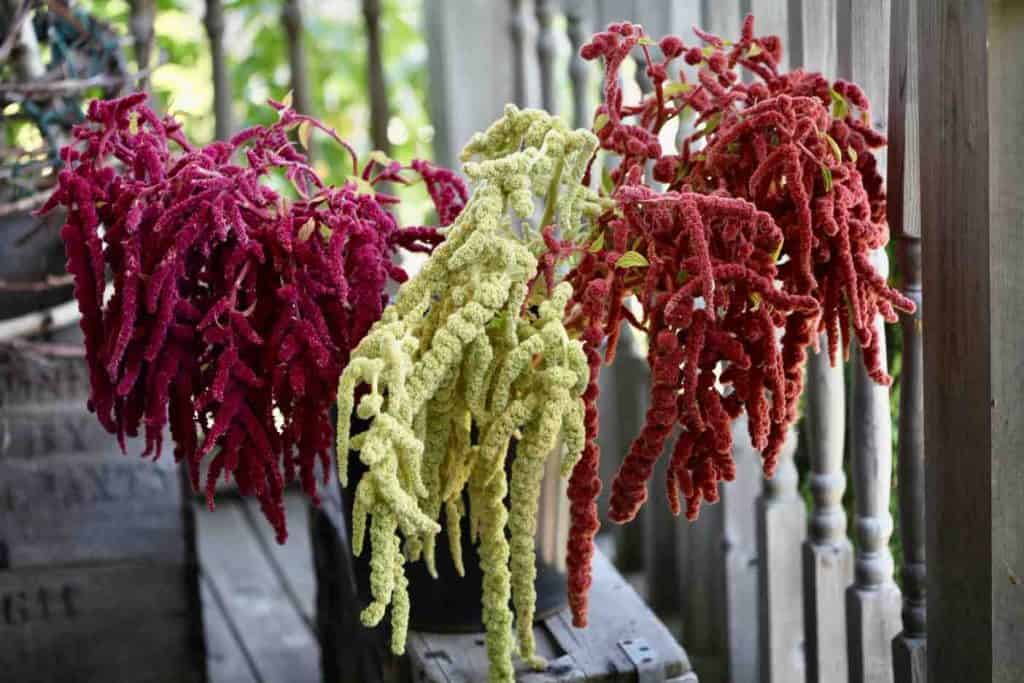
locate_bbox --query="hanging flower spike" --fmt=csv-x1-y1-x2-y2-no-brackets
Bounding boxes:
42,94,459,543
561,14,913,625
336,106,599,682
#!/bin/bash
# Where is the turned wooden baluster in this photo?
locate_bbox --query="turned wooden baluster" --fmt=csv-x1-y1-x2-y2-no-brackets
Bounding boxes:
789,3,852,683
888,0,926,679
509,0,528,107
837,3,903,682
564,0,590,130
203,0,233,140
535,0,557,114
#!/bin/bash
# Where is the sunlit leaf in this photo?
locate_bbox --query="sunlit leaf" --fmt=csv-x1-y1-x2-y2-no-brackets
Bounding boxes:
616,250,649,269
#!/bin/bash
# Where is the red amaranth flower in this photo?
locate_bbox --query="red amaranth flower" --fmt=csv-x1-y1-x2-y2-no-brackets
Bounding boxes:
562,14,914,624
41,94,463,542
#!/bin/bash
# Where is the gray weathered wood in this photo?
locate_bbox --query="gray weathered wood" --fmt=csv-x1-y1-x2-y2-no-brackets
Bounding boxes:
918,2,1024,681
801,341,853,683
887,0,926,680
282,0,312,115
407,549,694,682
203,0,233,140
510,0,530,107
837,4,902,682
0,562,206,682
200,575,259,683
718,417,762,683
425,1,515,169
564,0,591,129
789,0,837,76
701,0,742,39
745,0,789,69
196,500,320,683
535,0,558,114
757,424,806,683
243,495,316,627
792,4,851,681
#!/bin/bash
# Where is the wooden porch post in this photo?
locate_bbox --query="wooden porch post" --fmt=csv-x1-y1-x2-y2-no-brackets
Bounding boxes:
918,1,1024,681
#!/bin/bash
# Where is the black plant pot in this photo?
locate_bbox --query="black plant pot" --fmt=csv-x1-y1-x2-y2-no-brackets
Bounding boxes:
340,420,568,633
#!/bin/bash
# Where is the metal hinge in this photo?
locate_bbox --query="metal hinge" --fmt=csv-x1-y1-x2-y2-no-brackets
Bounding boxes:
617,637,698,683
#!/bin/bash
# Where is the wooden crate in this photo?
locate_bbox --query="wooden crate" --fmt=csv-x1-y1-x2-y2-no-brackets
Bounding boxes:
0,346,206,683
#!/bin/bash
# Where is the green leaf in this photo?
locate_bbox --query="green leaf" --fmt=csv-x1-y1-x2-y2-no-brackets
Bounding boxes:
298,121,313,150
848,146,858,163
746,42,763,58
637,36,656,46
770,239,784,262
589,231,605,252
593,112,610,133
281,90,294,110
616,250,649,269
701,45,716,57
821,165,833,193
830,89,849,119
824,133,842,162
663,82,694,98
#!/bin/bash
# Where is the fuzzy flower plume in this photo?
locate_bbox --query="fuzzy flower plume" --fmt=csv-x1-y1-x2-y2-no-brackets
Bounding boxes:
336,105,600,682
42,93,462,543
560,15,914,626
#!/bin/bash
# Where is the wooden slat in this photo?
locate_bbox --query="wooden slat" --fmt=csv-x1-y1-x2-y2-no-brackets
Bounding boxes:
717,417,762,683
837,3,902,682
203,0,232,140
701,0,742,38
757,424,806,683
745,0,789,69
242,494,316,627
535,0,558,114
201,575,259,683
801,340,853,683
0,562,206,683
510,0,529,107
887,0,926,681
791,3,853,680
564,0,591,130
919,2,1024,681
407,549,695,682
196,499,320,683
127,0,156,91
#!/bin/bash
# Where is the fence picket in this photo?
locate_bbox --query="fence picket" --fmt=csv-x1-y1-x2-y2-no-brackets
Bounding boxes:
837,3,903,681
564,0,591,130
535,0,558,113
888,0,926,680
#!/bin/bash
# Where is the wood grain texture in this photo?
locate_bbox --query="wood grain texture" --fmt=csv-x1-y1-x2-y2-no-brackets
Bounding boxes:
919,1,1024,681
0,562,206,683
407,549,693,682
196,500,320,683
887,0,926,681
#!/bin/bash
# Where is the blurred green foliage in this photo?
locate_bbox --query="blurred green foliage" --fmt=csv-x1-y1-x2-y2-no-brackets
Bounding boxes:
57,0,437,224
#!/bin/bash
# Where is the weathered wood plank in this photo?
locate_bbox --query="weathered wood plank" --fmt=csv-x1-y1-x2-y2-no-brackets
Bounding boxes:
0,562,206,683
408,549,694,682
919,2,1024,681
887,0,926,681
789,0,837,76
757,424,806,683
242,494,316,627
196,499,320,683
837,3,902,682
535,0,558,114
701,0,742,38
200,575,259,683
801,341,853,683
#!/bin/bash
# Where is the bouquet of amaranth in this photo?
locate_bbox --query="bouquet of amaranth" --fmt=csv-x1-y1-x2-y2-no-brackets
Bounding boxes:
42,92,466,542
